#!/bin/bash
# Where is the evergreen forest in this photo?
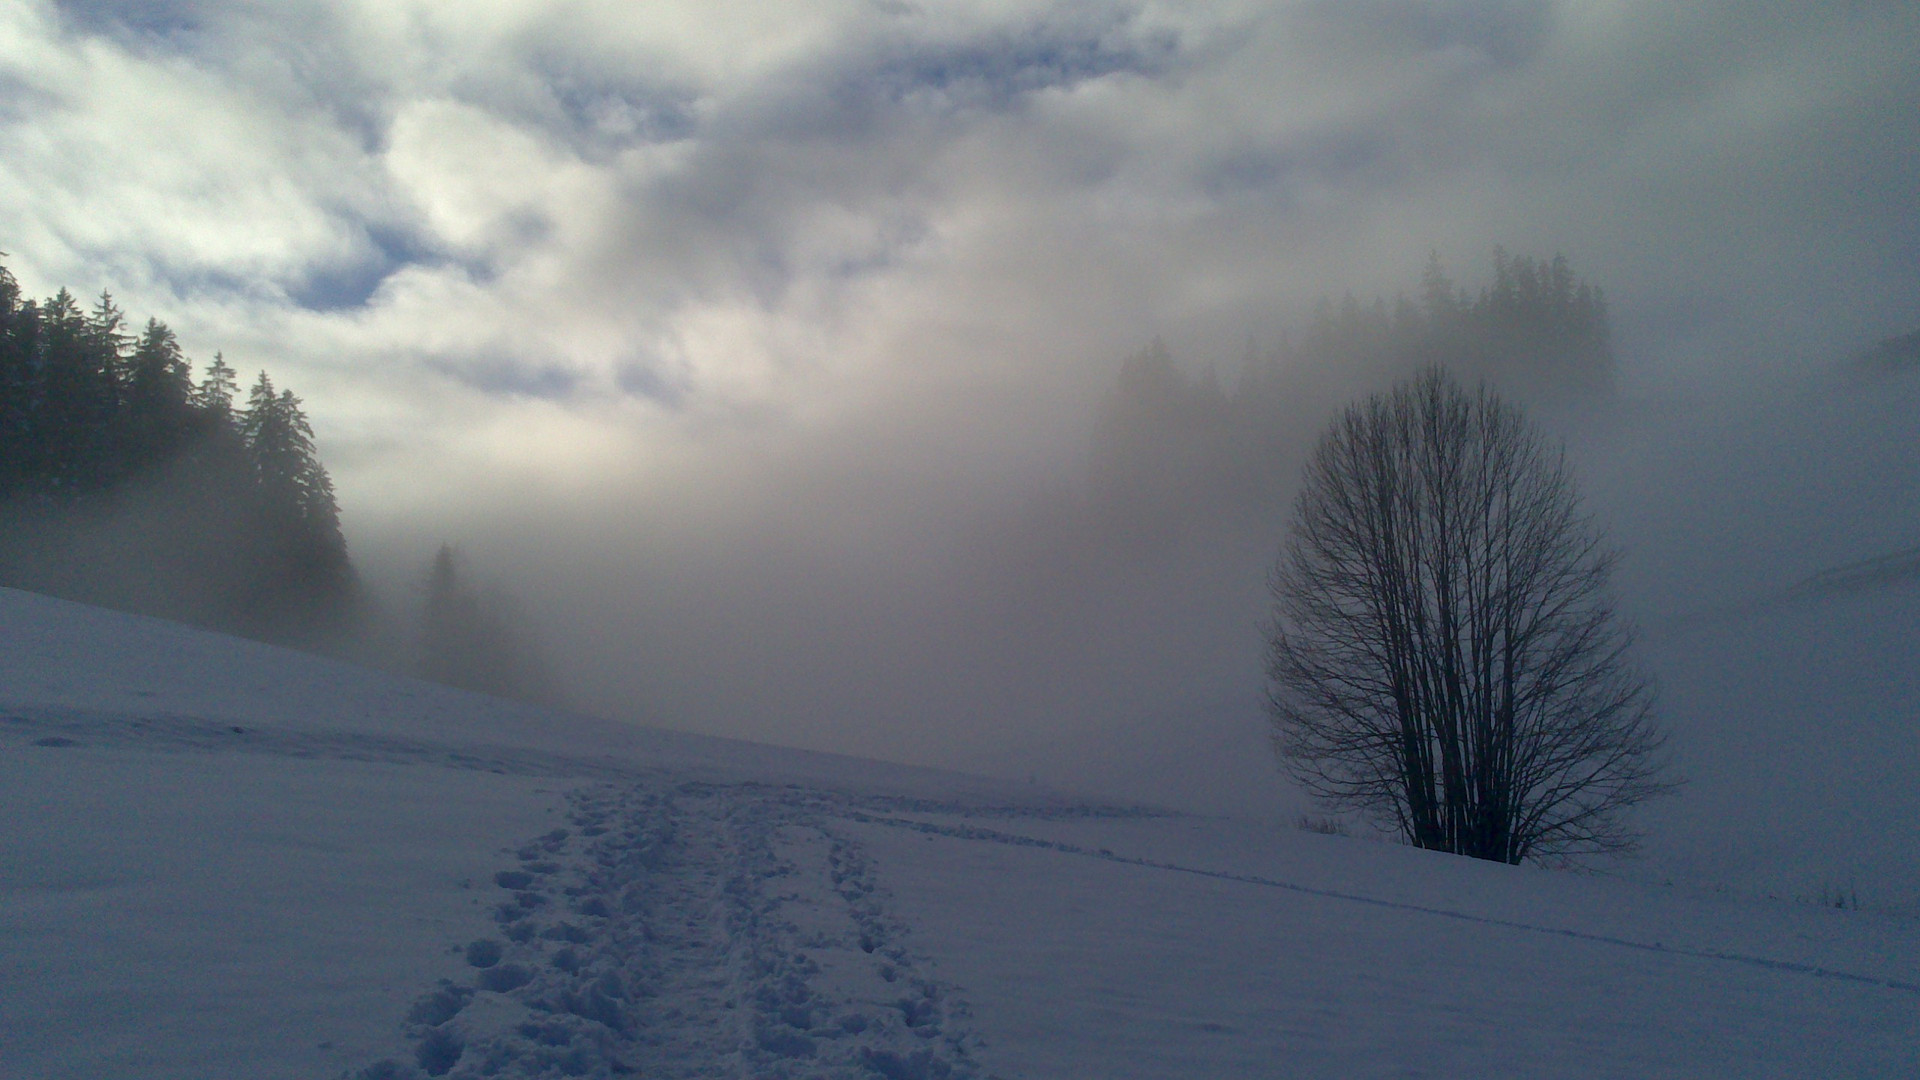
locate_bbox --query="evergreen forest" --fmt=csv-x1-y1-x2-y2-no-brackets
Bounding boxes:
0,259,356,646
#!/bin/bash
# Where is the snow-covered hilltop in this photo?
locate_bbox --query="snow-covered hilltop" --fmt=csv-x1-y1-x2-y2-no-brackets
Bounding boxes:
3,586,1916,1078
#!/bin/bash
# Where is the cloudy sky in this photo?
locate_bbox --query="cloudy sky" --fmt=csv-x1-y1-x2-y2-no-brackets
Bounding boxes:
3,1,1918,821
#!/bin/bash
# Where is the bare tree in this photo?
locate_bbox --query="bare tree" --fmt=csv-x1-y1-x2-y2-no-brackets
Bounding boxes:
1266,368,1669,863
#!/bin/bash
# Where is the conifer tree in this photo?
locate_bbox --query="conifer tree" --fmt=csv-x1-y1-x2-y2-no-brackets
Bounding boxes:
0,264,35,495
241,372,350,607
195,353,238,421
87,291,127,383
124,318,195,467
419,543,561,704
0,257,358,646
35,289,120,493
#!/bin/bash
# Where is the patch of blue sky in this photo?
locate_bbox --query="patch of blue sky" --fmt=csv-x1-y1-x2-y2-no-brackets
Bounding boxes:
615,360,687,407
426,355,583,402
285,224,437,314
52,0,205,41
52,2,389,153
825,217,929,282
143,259,268,306
1199,132,1398,201
828,247,896,282
455,51,703,163
0,73,60,123
546,74,699,145
1321,0,1554,72
854,18,1181,113
750,17,1177,148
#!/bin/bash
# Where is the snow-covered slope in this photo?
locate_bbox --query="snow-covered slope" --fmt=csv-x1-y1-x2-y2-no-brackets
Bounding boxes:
4,587,1916,1078
1576,368,1920,914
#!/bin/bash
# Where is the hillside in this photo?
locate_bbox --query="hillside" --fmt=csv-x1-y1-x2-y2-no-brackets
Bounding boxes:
3,587,1916,1078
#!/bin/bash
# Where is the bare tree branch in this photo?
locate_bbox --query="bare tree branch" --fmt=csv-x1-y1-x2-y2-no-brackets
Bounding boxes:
1267,368,1673,863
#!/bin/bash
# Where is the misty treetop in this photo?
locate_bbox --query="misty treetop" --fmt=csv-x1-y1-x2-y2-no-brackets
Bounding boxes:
418,544,562,707
1088,251,1614,548
1278,249,1610,401
0,259,355,645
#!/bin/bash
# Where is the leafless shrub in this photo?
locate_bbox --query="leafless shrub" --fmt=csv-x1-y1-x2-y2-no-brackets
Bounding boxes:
1267,368,1672,864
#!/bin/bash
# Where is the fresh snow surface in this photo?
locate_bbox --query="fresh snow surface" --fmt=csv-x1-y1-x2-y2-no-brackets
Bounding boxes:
4,587,1917,1078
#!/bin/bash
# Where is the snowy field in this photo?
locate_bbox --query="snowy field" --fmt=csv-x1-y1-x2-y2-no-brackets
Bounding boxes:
4,586,1917,1078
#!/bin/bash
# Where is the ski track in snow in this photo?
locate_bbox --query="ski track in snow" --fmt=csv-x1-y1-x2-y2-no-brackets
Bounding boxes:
834,812,1920,999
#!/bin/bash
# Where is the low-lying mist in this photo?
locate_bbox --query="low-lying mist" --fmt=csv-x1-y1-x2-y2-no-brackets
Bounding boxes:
349,271,1920,909
18,249,1908,905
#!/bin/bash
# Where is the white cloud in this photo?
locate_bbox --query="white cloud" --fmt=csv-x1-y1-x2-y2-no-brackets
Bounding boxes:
3,2,1912,459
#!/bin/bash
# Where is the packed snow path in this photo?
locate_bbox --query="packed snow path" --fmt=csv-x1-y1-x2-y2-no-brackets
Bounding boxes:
356,780,985,1079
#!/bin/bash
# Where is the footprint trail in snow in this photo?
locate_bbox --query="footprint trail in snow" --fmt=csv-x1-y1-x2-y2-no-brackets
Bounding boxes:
353,780,984,1080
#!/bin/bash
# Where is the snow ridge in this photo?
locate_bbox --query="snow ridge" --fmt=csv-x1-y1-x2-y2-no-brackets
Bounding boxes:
4,708,641,781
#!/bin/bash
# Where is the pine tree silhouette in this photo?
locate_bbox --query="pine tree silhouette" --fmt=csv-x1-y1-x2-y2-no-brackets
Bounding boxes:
0,258,359,647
